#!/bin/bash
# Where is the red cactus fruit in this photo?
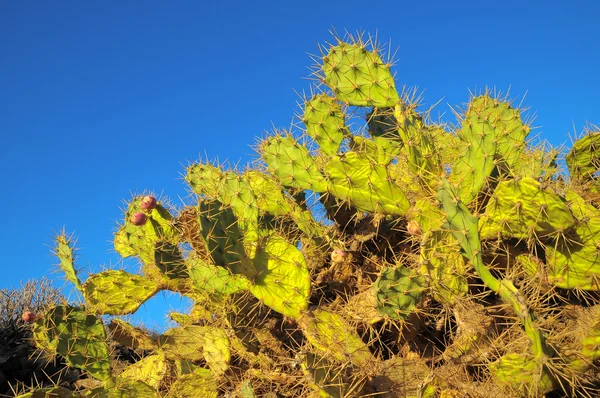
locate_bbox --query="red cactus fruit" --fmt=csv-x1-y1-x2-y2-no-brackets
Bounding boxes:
141,195,157,210
22,311,37,323
130,212,148,226
330,249,347,264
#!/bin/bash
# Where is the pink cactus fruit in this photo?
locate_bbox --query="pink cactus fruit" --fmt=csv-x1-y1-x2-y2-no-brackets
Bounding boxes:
330,249,347,264
130,212,148,226
22,311,37,323
140,195,157,210
407,220,422,236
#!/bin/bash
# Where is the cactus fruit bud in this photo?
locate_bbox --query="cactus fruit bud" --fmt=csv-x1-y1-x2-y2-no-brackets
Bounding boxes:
130,212,147,226
407,220,422,236
330,249,347,263
22,311,37,323
140,195,157,210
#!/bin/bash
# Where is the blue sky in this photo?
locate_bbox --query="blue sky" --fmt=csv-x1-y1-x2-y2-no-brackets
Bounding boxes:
2,1,599,331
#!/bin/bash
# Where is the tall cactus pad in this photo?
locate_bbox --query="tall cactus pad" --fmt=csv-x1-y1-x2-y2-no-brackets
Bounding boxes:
479,177,576,240
120,353,169,390
450,99,497,203
321,42,399,107
83,270,160,315
566,131,600,178
197,199,256,278
468,95,530,171
203,327,231,376
325,151,410,215
249,235,310,319
302,94,347,156
299,309,372,367
54,233,82,290
260,135,327,192
374,265,425,319
33,305,111,380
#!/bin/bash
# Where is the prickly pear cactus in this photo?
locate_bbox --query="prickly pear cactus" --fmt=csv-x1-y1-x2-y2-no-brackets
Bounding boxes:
23,33,600,398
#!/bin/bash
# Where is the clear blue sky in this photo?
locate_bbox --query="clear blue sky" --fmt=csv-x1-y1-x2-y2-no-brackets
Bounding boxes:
2,1,599,331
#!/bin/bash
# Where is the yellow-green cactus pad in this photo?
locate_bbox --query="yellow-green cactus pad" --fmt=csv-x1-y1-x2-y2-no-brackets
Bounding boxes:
107,319,157,351
479,177,575,240
322,42,400,107
86,378,158,397
83,270,160,315
203,327,231,376
299,309,372,367
119,353,169,390
186,163,224,198
489,353,556,395
260,135,327,192
158,325,207,361
420,232,468,304
325,151,410,215
153,241,188,280
54,233,82,290
188,255,249,297
303,94,347,156
249,234,310,319
566,131,600,178
166,368,218,398
33,305,110,381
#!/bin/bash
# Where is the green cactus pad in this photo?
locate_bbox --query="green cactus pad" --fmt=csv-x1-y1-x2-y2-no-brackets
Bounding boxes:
249,234,310,319
325,151,410,215
186,163,224,197
366,107,404,162
33,305,110,381
420,232,468,304
166,368,218,398
120,353,169,390
158,325,207,361
83,270,160,315
566,131,600,178
468,95,530,171
299,309,372,367
260,135,327,192
219,172,259,239
239,381,255,398
489,353,555,395
188,255,249,297
54,233,82,290
479,177,575,240
203,327,231,376
451,103,497,203
87,378,158,397
107,319,157,351
374,265,425,319
302,94,347,156
321,42,399,107
197,199,256,278
153,241,188,280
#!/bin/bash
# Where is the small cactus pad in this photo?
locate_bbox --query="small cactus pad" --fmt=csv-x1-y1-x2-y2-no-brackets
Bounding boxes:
54,233,82,290
566,131,600,178
321,41,399,107
33,305,111,380
374,265,425,319
260,135,327,192
120,353,169,390
302,93,347,156
203,327,231,376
